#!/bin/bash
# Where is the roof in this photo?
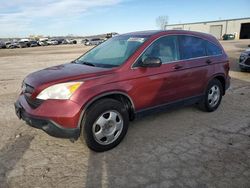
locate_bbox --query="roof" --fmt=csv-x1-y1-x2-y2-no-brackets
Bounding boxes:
121,30,219,44
122,30,165,37
121,30,213,38
166,17,250,27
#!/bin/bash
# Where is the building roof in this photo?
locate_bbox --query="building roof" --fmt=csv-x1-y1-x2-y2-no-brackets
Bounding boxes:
166,17,250,27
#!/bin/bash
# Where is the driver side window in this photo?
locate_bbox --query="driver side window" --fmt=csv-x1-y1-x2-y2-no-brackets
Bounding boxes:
136,35,180,66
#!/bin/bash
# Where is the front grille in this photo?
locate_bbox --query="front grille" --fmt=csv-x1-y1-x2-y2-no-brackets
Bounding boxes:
244,58,250,65
25,95,43,108
22,83,43,108
22,83,34,94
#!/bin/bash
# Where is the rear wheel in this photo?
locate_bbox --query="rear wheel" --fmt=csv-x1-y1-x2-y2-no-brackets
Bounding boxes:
198,79,223,112
81,98,129,152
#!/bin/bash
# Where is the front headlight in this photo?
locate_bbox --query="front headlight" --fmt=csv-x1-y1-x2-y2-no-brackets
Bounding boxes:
37,82,83,100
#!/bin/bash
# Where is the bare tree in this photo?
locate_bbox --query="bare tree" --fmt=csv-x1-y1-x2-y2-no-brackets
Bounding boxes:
156,16,168,30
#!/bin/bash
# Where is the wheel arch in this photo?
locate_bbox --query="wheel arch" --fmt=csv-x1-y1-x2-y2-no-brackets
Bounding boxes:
77,91,135,129
207,74,226,95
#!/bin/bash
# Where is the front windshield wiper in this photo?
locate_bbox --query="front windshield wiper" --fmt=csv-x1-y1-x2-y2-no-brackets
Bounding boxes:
73,60,96,67
82,61,96,67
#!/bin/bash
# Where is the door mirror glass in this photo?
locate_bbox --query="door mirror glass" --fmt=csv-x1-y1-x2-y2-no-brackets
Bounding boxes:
134,35,180,68
141,57,162,67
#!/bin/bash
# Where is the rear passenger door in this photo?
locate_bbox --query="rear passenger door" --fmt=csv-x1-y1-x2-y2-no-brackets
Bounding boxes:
178,35,210,97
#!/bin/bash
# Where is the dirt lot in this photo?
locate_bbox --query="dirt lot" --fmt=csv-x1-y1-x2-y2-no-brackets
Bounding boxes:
0,41,250,188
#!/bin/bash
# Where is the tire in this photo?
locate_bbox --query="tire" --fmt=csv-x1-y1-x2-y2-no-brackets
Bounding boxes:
81,98,129,152
198,79,223,112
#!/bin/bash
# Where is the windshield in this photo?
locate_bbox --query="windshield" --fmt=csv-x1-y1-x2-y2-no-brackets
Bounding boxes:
75,35,148,68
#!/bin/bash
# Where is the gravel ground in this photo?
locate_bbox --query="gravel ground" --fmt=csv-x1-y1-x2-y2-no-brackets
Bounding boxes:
0,41,250,188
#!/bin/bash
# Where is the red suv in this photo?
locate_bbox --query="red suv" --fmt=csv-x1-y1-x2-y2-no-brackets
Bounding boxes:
15,30,230,152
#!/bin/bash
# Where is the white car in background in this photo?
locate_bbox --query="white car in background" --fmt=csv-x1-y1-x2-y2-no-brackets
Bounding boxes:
47,39,59,45
85,38,103,46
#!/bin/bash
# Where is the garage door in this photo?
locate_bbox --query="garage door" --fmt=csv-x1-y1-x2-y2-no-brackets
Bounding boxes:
210,25,222,39
240,23,250,39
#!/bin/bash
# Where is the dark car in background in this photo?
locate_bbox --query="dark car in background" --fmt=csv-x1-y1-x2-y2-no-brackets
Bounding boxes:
0,41,6,49
54,38,65,44
222,34,235,40
106,32,118,39
81,39,89,44
239,49,250,71
29,41,39,47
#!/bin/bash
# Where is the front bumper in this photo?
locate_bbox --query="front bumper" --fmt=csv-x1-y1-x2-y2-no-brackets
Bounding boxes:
239,57,250,70
14,95,81,139
239,63,250,70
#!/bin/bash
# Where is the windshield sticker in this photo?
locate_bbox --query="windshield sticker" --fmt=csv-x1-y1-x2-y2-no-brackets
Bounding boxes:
128,37,145,43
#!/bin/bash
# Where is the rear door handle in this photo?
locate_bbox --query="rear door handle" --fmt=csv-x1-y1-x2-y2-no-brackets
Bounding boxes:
206,59,212,64
173,64,183,70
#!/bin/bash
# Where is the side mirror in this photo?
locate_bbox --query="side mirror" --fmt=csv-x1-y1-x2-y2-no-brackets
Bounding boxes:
141,57,162,67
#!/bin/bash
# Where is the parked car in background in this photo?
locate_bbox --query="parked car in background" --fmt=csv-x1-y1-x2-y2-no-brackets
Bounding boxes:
5,42,11,48
15,30,230,152
222,34,235,40
6,42,20,49
106,32,118,39
239,48,250,71
0,41,6,49
65,39,77,44
72,39,77,44
47,39,59,45
38,40,48,46
18,39,31,47
85,38,103,46
29,41,38,47
54,38,64,44
81,39,89,44
61,39,69,44
37,41,48,46
18,41,28,48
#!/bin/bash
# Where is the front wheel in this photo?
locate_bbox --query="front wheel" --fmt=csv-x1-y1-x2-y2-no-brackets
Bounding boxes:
81,98,129,152
198,79,223,112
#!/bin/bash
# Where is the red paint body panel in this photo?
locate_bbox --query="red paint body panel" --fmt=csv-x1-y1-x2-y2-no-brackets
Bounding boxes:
18,95,81,128
16,30,230,130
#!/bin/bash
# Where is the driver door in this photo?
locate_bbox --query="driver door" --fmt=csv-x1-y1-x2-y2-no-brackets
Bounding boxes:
129,35,190,110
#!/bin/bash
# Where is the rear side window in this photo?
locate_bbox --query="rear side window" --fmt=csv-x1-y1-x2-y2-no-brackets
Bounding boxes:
206,41,222,56
179,35,206,59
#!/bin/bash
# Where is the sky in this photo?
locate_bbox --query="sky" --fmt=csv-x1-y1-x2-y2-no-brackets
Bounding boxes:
0,0,249,38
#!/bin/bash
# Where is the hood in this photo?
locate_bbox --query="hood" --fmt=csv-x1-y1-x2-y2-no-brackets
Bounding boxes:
245,48,250,54
24,63,112,88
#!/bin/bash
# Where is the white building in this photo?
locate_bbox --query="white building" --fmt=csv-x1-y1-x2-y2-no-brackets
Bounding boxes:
165,17,250,40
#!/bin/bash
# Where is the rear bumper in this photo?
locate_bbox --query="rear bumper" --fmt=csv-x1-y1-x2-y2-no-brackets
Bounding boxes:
14,95,81,139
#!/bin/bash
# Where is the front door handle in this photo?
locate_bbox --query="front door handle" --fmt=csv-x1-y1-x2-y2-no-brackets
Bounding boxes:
206,59,212,64
173,64,183,70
